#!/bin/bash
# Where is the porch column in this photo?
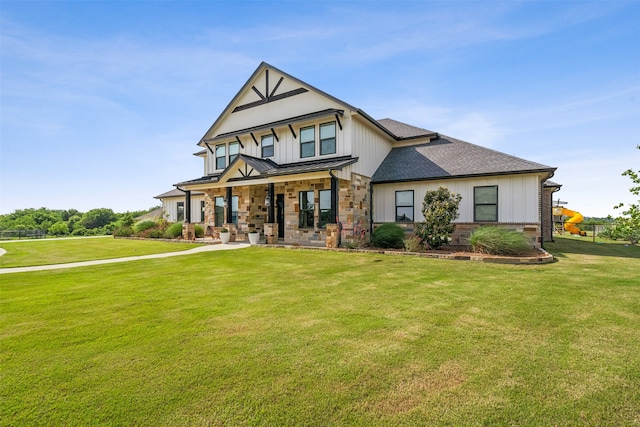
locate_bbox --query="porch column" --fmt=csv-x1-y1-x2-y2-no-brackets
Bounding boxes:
225,187,232,223
184,190,191,223
267,183,275,224
182,190,195,240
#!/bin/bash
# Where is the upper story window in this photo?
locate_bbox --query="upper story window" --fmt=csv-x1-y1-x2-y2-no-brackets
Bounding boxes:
262,134,274,158
320,122,336,155
395,190,414,222
215,144,226,170
300,126,315,158
229,141,239,164
474,186,498,222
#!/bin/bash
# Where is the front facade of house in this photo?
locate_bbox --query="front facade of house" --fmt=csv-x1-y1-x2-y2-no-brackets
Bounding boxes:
162,62,556,247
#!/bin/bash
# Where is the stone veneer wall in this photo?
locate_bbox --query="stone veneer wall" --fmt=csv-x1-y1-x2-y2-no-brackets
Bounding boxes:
199,173,372,245
375,222,542,248
541,186,555,242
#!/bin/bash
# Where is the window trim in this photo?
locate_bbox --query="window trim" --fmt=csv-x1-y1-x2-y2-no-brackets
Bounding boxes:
300,125,315,158
474,185,498,222
319,189,332,228
319,121,336,156
177,201,185,222
261,134,274,158
214,196,224,227
395,190,414,222
229,141,239,164
200,200,205,223
299,190,315,229
215,144,226,170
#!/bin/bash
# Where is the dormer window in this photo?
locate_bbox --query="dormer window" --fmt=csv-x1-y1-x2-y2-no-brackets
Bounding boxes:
320,122,336,155
215,144,226,169
300,126,315,158
262,135,274,158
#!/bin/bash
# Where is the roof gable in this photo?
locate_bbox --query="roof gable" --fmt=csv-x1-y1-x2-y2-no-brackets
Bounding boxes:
198,62,356,146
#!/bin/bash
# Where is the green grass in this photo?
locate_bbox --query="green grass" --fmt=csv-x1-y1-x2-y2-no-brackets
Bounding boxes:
1,237,639,425
0,237,202,267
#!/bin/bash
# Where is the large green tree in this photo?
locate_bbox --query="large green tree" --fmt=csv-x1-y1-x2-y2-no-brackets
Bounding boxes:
611,145,640,244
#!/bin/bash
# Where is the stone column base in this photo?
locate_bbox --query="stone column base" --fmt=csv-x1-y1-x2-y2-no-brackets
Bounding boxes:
264,223,279,244
326,224,339,248
182,223,195,240
223,223,237,242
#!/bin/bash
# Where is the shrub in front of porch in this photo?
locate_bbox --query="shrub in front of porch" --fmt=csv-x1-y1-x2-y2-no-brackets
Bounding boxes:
371,223,406,249
414,187,461,250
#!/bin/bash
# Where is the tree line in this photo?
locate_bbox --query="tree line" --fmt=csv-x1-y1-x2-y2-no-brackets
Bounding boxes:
0,207,159,237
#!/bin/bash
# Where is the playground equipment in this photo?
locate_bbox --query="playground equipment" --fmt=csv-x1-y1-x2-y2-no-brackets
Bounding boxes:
552,207,587,236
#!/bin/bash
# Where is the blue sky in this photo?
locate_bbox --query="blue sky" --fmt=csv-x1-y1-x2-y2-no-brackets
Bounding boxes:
1,0,639,217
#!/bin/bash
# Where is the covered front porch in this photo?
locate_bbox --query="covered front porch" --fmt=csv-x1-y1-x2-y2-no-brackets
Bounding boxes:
176,155,371,248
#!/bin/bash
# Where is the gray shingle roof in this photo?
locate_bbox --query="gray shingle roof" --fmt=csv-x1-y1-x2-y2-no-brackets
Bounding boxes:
175,155,358,187
372,135,555,183
377,118,436,139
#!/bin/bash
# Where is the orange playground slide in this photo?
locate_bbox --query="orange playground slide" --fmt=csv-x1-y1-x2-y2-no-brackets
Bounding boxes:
561,208,587,236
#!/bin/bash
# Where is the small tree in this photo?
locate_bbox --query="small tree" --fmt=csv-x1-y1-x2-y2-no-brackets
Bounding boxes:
611,145,640,244
415,187,461,249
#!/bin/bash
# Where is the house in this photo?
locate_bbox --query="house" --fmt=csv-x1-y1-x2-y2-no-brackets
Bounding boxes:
154,189,205,223
158,62,557,247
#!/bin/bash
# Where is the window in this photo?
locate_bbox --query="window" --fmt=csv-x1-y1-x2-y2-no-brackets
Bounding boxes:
214,197,224,227
319,190,332,228
229,141,239,164
320,122,336,155
200,201,205,222
215,144,226,169
299,191,314,228
395,190,414,222
177,201,185,222
262,134,274,158
231,195,239,225
474,186,498,222
300,126,315,158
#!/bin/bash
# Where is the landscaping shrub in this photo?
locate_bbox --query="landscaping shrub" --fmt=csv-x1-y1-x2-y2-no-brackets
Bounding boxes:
134,220,158,234
164,222,183,239
403,236,425,252
470,226,531,256
371,223,406,249
414,187,461,249
194,224,204,238
113,226,134,237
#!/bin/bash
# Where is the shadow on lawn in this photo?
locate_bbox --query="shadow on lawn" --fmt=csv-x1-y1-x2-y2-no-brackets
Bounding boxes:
546,237,640,259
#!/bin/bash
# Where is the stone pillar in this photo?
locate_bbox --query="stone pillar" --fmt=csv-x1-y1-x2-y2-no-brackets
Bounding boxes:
326,224,339,248
264,223,278,244
224,223,237,242
182,223,195,240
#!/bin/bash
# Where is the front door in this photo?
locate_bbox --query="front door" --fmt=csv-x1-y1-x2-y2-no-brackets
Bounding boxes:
276,194,285,239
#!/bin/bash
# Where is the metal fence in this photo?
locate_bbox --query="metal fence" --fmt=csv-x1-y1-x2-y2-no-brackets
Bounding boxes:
0,230,48,240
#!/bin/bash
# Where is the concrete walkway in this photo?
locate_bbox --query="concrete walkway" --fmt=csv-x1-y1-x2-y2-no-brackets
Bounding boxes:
0,242,250,274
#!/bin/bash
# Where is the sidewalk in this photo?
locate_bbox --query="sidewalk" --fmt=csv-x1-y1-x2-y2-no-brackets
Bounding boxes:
0,242,251,274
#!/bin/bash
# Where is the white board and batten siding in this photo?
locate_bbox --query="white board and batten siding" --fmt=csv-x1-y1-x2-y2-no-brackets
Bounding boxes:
373,174,542,224
161,195,205,223
348,116,394,178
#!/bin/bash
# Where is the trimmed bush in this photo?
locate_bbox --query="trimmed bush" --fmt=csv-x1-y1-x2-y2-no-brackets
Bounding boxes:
194,224,204,238
470,226,531,256
371,223,406,249
164,222,183,239
113,226,134,237
134,220,158,234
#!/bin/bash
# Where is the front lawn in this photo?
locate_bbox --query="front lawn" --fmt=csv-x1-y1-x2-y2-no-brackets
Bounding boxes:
0,237,202,267
1,238,638,425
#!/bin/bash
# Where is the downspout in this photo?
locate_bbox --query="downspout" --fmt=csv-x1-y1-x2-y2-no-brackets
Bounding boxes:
540,171,555,250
